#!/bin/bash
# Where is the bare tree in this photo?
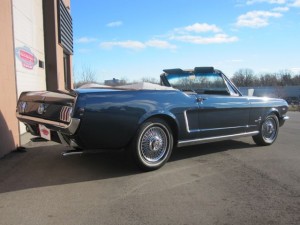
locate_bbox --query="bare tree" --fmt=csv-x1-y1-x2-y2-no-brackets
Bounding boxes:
73,65,97,88
277,70,293,86
292,74,300,85
232,68,256,87
259,73,278,86
80,65,96,83
141,77,159,84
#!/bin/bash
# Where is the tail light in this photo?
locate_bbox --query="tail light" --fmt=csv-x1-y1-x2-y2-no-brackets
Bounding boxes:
60,106,73,122
18,101,27,113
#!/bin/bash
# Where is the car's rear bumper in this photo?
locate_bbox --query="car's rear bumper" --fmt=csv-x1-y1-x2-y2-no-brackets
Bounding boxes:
16,113,80,135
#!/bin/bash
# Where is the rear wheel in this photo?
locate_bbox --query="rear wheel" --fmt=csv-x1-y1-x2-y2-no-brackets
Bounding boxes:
252,114,279,146
129,118,173,171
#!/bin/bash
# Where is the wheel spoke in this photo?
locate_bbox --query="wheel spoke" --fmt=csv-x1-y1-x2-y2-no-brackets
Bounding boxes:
140,126,168,163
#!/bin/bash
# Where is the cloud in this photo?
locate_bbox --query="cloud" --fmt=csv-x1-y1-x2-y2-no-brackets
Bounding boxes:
176,23,222,33
235,10,282,28
170,34,238,44
75,37,97,43
99,22,238,50
290,67,300,73
169,22,237,44
100,39,177,50
246,0,286,5
145,40,177,49
100,40,146,50
289,0,300,7
106,21,123,27
272,6,289,11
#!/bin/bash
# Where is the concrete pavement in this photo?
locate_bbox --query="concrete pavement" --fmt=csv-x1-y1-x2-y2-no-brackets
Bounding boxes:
0,112,299,225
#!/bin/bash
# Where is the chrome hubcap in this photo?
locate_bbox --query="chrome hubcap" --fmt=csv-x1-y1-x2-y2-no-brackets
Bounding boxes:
140,126,168,163
149,136,163,151
262,118,277,142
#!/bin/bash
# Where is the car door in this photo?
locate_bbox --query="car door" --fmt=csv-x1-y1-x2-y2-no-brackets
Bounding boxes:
195,74,250,138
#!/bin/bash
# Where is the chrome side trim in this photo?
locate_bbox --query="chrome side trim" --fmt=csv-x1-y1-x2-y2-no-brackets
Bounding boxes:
183,110,255,133
16,113,80,134
183,110,191,133
177,131,259,148
195,125,256,132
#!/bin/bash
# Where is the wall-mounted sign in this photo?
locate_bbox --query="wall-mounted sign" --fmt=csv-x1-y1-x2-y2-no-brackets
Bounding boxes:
15,46,37,69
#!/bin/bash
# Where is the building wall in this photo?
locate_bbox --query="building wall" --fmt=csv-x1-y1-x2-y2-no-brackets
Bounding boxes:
13,0,47,134
0,0,73,157
44,0,73,91
0,0,20,157
13,0,46,96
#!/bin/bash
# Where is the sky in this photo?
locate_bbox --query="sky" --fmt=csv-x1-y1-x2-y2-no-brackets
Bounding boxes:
72,0,300,82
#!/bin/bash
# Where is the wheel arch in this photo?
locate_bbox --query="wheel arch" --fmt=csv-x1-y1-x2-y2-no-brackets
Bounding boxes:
138,113,179,146
264,107,280,120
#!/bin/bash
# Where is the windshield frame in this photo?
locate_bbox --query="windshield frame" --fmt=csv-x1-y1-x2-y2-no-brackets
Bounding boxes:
160,69,242,96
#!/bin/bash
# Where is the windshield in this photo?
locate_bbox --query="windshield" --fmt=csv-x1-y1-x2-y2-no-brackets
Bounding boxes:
166,73,229,95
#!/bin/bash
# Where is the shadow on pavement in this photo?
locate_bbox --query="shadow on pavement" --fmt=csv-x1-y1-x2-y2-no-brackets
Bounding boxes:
0,139,255,194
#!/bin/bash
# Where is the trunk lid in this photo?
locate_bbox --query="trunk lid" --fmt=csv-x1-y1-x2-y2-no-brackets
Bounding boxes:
17,90,76,123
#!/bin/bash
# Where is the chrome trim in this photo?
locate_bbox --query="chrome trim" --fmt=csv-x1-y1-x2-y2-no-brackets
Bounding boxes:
184,110,255,133
62,150,83,156
177,131,259,148
255,117,262,123
183,110,191,133
16,113,80,134
37,103,46,115
282,116,289,121
197,125,256,132
18,101,27,113
60,106,72,122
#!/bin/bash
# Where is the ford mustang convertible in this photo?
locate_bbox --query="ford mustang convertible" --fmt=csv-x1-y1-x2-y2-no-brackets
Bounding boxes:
16,67,289,171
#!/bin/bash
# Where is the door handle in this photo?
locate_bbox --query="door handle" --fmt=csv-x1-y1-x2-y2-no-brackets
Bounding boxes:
197,97,207,103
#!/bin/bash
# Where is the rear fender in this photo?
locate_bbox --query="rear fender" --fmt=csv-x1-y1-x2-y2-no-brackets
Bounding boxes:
138,110,178,126
137,111,179,143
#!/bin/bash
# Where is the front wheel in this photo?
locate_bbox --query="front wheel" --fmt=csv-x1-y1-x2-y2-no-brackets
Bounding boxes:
252,114,279,146
129,118,173,171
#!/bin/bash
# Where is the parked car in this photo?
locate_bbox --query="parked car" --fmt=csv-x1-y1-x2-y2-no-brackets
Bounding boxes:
16,67,289,171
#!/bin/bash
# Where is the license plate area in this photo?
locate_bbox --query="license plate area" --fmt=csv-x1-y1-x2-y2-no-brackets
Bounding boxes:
38,124,51,141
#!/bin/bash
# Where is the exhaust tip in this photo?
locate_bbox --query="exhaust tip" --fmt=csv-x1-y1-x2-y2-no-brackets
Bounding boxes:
62,149,83,156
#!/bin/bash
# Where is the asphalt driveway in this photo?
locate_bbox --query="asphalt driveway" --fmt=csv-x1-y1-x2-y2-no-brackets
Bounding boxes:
0,112,299,225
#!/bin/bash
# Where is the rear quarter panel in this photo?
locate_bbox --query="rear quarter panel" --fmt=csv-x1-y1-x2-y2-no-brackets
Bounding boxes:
74,89,197,149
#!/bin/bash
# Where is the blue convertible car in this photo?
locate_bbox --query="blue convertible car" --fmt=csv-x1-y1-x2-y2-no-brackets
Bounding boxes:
16,67,289,170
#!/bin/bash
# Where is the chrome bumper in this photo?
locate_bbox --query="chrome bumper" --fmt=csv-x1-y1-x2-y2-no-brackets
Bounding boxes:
279,115,289,127
16,113,80,135
282,116,289,121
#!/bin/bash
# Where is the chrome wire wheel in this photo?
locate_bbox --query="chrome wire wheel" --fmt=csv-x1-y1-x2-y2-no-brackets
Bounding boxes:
140,126,168,163
131,119,174,171
252,114,279,146
262,117,277,143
